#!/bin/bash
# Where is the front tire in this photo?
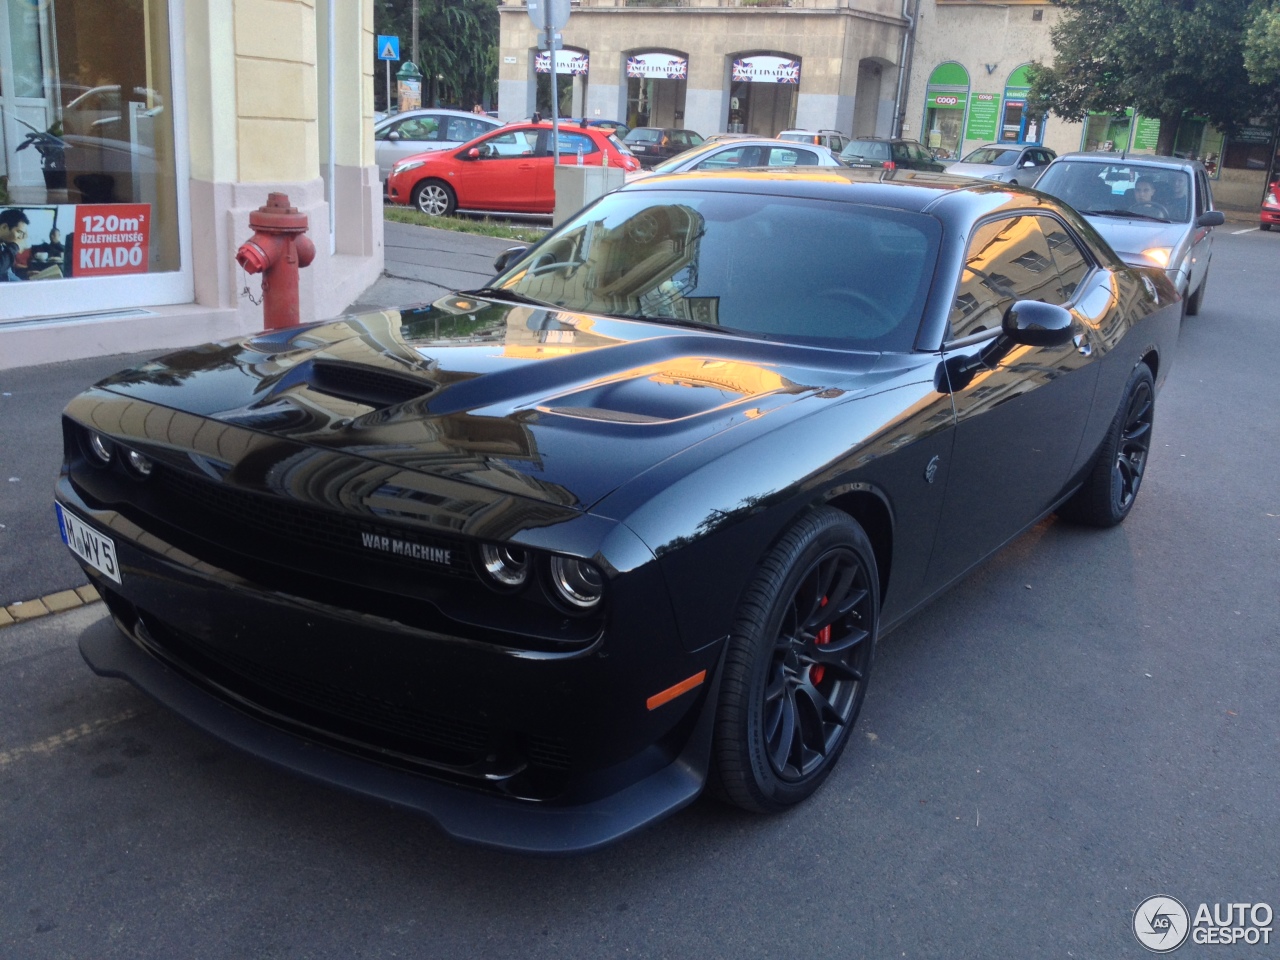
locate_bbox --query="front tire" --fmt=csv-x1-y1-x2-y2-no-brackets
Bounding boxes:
412,179,456,217
713,508,878,813
1058,363,1154,528
1262,223,1272,232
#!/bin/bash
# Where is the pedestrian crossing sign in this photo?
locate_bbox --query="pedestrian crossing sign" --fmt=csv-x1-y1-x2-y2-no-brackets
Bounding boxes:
377,36,400,61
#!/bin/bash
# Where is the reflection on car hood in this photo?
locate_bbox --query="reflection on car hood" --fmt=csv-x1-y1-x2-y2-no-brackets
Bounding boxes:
95,298,895,512
1083,216,1191,259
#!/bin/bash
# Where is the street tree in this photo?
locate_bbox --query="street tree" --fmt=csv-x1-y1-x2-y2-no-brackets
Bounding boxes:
1028,0,1274,156
375,0,498,110
1245,0,1280,88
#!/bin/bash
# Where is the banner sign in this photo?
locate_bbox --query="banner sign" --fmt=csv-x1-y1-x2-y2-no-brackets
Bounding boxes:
626,53,688,80
1132,115,1161,152
1,203,151,282
535,49,589,75
965,93,999,141
731,56,800,84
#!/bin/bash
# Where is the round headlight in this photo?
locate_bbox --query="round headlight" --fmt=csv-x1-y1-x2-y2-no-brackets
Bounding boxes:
125,449,153,477
480,544,529,588
88,433,114,464
549,556,604,609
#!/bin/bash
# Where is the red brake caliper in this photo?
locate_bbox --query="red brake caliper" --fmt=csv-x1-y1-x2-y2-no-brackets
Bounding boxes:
811,596,830,685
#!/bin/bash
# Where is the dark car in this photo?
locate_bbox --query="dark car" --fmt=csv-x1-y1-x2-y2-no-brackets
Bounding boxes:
839,137,946,172
1033,153,1223,316
624,127,705,167
56,168,1179,853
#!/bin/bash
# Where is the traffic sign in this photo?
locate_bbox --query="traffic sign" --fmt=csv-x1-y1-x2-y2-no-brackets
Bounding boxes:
526,0,570,32
377,35,400,61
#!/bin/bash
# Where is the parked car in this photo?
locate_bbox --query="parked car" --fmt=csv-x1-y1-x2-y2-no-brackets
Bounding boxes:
838,138,947,172
777,129,849,153
374,109,502,181
1260,180,1280,231
385,121,639,216
1034,153,1224,315
945,143,1056,185
633,137,843,179
623,127,705,167
59,167,1180,853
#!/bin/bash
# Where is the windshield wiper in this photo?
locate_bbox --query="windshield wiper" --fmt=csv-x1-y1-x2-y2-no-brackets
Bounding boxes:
462,286,557,308
1080,208,1170,222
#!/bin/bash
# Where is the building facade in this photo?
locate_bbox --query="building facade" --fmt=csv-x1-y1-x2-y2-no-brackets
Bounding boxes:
498,0,1274,210
0,0,384,370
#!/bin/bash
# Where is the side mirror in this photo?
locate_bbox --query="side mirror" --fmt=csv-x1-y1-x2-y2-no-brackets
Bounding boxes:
1022,160,1037,168
1196,210,1225,227
465,147,481,160
1002,300,1075,346
493,246,528,273
387,131,401,141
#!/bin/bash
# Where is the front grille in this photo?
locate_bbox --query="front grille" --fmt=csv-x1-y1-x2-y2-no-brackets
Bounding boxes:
154,466,475,581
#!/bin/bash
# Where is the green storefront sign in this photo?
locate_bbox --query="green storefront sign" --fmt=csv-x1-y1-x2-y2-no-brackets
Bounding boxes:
1132,115,1161,151
965,94,999,141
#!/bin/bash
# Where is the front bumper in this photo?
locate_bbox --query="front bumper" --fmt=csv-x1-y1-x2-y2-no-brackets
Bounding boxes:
56,469,723,853
1260,206,1280,228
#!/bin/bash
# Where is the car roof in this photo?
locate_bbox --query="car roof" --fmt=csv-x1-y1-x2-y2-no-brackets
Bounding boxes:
375,108,500,128
1050,152,1204,172
620,165,1026,214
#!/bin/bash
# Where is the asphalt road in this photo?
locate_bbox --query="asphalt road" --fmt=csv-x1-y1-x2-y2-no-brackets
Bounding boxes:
2,228,1278,959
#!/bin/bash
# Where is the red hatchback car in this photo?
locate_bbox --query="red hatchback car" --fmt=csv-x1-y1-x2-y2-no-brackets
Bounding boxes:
1261,180,1280,231
386,121,640,216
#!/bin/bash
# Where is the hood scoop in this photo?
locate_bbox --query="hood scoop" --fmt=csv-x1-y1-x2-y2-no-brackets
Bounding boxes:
307,360,435,409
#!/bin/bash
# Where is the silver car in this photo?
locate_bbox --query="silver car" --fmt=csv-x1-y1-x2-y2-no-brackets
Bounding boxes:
946,143,1055,186
1034,153,1224,315
373,109,502,181
630,137,843,180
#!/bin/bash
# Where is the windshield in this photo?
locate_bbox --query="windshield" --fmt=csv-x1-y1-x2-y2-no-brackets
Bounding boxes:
961,147,1016,166
1036,161,1193,222
489,189,940,351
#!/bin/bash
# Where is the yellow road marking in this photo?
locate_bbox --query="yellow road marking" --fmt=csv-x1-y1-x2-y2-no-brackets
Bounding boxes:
0,710,142,769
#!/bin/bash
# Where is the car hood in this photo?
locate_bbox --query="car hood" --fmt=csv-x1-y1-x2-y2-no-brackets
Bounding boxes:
1083,215,1191,263
93,298,894,512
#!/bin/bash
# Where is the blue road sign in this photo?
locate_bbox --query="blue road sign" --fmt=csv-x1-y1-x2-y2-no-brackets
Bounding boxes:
377,36,400,61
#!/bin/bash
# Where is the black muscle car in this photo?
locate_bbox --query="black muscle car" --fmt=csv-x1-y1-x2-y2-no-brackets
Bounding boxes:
55,168,1180,853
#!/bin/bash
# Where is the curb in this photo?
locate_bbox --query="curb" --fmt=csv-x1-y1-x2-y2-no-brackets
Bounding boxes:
2,584,100,630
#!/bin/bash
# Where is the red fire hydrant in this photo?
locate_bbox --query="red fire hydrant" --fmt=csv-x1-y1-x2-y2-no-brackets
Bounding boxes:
235,192,316,330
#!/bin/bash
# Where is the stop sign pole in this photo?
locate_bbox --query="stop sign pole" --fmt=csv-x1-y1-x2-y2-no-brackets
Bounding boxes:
527,0,570,162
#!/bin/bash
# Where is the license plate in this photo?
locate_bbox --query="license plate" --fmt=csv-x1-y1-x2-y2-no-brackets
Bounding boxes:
632,145,646,152
56,503,122,584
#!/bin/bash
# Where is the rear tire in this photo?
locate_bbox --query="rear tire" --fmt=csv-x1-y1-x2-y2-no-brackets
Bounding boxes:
713,508,878,813
1058,363,1154,528
412,180,456,217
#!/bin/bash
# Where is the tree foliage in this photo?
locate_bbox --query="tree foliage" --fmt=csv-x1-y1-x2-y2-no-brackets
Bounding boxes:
375,0,499,109
1027,0,1276,155
1245,0,1280,87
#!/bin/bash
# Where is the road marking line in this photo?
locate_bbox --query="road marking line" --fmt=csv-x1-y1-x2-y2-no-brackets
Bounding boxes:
0,710,141,769
1231,227,1257,235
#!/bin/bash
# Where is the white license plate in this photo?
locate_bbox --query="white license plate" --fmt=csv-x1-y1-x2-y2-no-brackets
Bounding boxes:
56,503,122,584
632,145,646,151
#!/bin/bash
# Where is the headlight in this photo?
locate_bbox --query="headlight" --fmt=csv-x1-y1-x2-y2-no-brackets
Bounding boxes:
87,432,114,464
983,173,1005,180
125,449,154,477
548,556,604,609
479,544,529,588
392,159,426,176
1141,247,1172,268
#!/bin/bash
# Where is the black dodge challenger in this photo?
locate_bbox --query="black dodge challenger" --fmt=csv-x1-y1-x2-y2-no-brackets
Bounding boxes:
55,168,1180,853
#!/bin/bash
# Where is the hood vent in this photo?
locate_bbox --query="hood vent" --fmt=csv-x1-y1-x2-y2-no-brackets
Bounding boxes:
310,361,434,409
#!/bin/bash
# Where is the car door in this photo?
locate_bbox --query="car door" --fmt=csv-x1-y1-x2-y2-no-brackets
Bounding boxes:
925,212,1101,592
375,114,442,179
449,127,542,212
1187,168,1215,293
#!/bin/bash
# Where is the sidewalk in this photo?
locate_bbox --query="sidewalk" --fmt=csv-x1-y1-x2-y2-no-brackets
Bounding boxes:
0,222,509,611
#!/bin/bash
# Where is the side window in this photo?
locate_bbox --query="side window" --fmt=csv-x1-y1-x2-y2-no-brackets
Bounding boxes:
405,117,442,141
694,146,746,170
554,131,598,157
766,148,805,167
948,216,1069,340
1040,217,1091,301
1195,171,1210,217
891,143,911,163
476,129,538,159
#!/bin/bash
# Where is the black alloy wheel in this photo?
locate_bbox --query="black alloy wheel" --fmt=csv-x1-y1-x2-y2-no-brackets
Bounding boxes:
714,508,878,813
1059,363,1155,527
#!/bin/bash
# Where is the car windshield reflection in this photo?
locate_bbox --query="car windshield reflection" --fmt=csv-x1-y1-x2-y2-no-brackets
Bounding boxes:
491,190,940,351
